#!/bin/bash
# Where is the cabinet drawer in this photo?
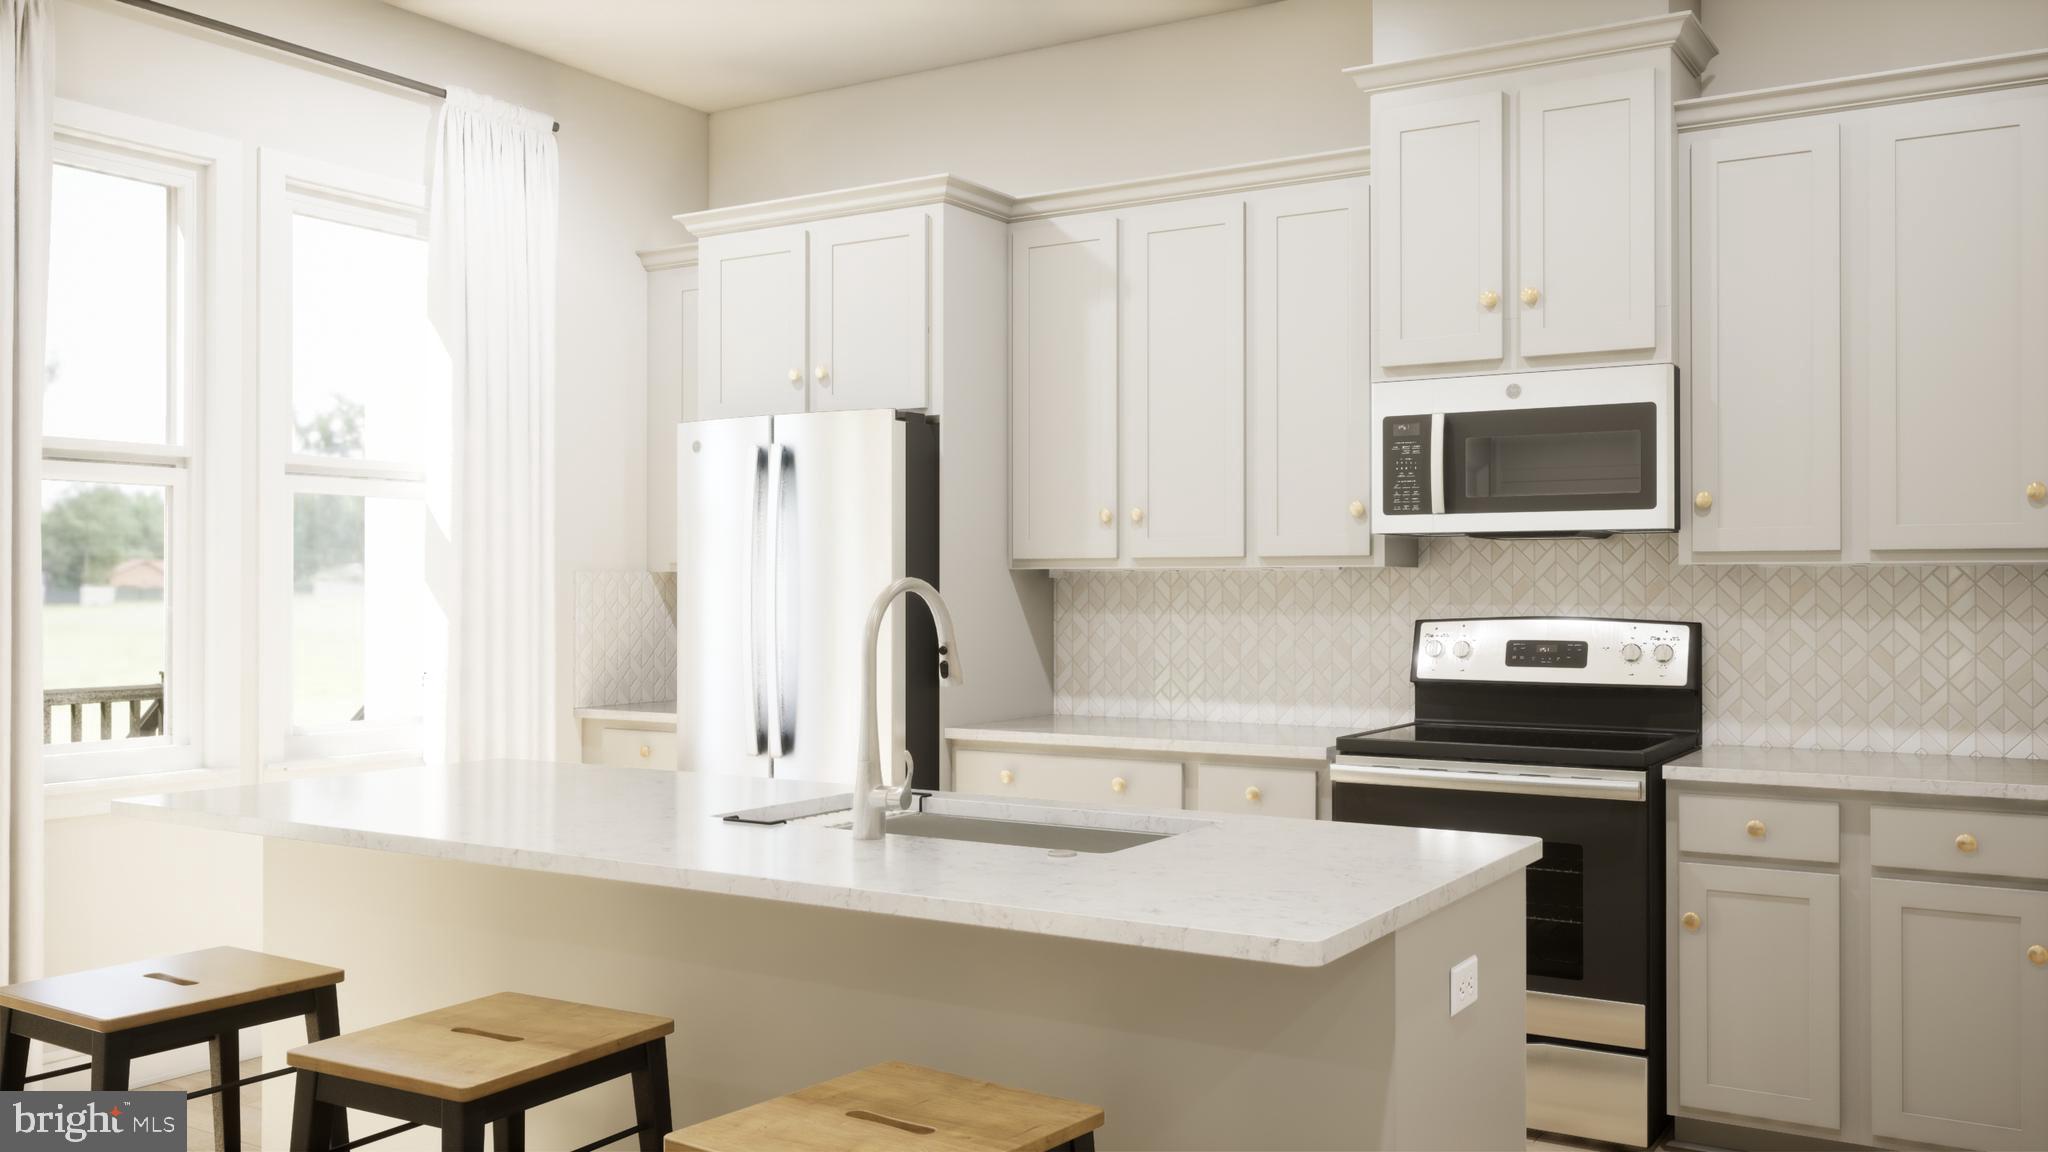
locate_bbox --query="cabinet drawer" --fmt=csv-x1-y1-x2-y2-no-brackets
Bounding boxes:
598,727,677,770
1872,806,2048,880
952,748,1183,810
1193,762,1317,819
1678,793,1839,862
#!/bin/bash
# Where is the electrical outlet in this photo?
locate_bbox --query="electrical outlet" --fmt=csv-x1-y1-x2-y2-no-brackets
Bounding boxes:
1449,954,1479,1017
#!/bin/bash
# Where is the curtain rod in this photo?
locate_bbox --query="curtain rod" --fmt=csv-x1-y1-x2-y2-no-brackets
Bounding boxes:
108,0,561,133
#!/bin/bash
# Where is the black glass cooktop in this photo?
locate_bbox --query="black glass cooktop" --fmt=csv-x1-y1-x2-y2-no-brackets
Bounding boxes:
1334,721,1696,770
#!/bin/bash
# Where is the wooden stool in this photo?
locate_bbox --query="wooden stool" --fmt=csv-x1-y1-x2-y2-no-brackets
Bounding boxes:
0,945,347,1152
287,991,673,1152
666,1061,1103,1152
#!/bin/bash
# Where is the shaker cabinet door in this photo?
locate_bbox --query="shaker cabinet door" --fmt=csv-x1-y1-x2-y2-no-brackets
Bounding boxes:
1871,879,2048,1151
1374,91,1504,369
1688,121,1842,554
698,227,809,418
1119,196,1246,559
1011,214,1119,562
1676,862,1841,1129
1867,89,2048,550
808,208,929,413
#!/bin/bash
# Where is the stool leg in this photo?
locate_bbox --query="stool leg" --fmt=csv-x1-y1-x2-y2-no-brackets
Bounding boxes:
629,1040,671,1152
0,1010,29,1092
209,1030,241,1152
492,1110,525,1152
440,1102,484,1152
305,986,350,1150
288,1071,336,1152
88,1033,130,1091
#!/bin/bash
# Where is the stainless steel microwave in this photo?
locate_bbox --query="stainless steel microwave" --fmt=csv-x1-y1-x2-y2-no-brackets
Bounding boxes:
1371,364,1677,536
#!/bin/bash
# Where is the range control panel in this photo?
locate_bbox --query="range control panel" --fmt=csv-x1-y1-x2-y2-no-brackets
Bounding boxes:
1414,617,1696,687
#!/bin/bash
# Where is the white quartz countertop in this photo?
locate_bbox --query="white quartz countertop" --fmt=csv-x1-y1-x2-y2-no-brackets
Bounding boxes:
115,762,1538,968
945,714,1348,763
1666,747,2048,802
572,700,677,724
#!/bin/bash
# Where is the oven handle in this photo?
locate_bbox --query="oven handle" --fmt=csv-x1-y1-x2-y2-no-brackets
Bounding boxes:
1333,763,1644,802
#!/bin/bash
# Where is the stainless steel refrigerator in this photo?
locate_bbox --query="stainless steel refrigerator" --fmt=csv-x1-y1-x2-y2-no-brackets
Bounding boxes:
676,408,939,785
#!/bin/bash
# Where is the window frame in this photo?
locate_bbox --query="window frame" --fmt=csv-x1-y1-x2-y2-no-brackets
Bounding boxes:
256,149,435,774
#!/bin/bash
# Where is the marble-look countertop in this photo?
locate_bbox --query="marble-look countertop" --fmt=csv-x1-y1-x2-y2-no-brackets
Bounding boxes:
1665,747,2048,802
115,762,1537,968
945,714,1350,764
572,700,677,724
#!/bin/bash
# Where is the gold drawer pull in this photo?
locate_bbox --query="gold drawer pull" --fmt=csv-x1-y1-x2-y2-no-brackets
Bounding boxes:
638,744,652,759
1245,785,1262,803
2030,944,2046,967
1681,912,1700,932
1745,819,1766,838
998,769,1014,785
1956,832,1979,854
1110,776,1128,794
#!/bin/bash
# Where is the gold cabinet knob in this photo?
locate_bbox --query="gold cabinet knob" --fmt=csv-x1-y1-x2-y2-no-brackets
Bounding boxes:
1110,776,1127,794
638,744,652,758
1681,912,1700,932
1956,832,1979,854
1695,491,1713,513
1245,785,1262,803
998,769,1014,785
1348,500,1366,520
2030,944,2047,966
1130,507,1144,524
1520,286,1541,306
1098,507,1113,526
787,368,801,383
2029,481,2047,502
815,363,829,381
1479,289,1499,310
1746,819,1766,838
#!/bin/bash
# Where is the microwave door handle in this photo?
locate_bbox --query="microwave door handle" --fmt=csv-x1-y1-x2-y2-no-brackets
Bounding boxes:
1429,414,1446,515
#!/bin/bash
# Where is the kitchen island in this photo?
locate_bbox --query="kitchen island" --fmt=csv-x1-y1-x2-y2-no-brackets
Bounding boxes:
119,762,1538,1150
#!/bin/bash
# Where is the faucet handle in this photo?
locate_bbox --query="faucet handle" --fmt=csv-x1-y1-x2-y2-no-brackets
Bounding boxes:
870,750,918,815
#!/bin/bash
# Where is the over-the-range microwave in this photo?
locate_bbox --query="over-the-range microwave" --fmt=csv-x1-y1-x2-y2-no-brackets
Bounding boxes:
1371,363,1677,537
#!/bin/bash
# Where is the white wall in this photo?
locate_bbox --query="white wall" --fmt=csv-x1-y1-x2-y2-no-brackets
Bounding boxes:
706,0,1370,205
1696,0,2048,93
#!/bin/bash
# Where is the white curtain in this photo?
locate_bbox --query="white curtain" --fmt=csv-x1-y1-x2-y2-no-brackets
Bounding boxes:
0,0,50,983
427,88,560,763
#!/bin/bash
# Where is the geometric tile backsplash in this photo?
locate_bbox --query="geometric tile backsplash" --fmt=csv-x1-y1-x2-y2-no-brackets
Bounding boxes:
572,570,677,708
1053,535,2048,758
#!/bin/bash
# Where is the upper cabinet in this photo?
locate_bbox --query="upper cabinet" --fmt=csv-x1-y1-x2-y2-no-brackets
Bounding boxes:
1374,92,1504,368
1011,213,1119,563
641,244,699,572
696,225,809,418
807,208,928,413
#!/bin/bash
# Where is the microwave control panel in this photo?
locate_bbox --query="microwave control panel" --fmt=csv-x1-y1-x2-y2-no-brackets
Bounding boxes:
1382,415,1432,515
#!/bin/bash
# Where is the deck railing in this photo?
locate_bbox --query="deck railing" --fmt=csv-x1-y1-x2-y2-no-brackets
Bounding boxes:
42,681,163,743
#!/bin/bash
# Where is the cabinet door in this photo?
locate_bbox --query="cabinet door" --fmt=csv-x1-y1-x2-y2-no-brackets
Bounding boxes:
1120,197,1245,559
1871,878,2048,1151
808,208,928,412
1248,179,1372,559
646,262,697,572
1868,90,2048,549
1689,122,1842,554
1677,862,1840,1128
698,227,808,418
1011,215,1118,562
1374,91,1504,368
1517,69,1657,357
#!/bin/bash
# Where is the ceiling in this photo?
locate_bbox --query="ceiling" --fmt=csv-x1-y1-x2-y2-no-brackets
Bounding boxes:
385,0,1275,113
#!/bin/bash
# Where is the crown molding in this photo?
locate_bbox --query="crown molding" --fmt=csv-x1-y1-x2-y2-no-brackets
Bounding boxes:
676,174,1013,238
1344,12,1718,98
636,241,698,270
1677,48,2048,130
1005,147,1370,221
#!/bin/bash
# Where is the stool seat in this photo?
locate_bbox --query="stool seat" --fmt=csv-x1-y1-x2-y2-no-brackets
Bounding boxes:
666,1061,1103,1152
0,945,342,1033
288,991,673,1103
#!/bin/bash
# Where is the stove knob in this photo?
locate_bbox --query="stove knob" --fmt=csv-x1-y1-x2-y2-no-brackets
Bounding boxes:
1621,643,1643,662
1424,639,1444,657
1452,640,1472,659
1654,643,1675,664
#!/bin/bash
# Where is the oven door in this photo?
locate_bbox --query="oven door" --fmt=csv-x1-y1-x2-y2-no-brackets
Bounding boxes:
1373,364,1676,535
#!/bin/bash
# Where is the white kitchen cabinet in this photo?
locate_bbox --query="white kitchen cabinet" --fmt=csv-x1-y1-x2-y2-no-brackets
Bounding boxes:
1248,178,1374,559
1011,213,1119,562
642,247,698,571
1687,121,1841,555
1867,88,2048,551
1193,762,1317,819
952,747,1183,809
696,225,808,418
1119,197,1245,559
807,208,928,413
1870,878,2048,1150
1373,91,1505,369
1517,69,1657,357
1676,861,1841,1129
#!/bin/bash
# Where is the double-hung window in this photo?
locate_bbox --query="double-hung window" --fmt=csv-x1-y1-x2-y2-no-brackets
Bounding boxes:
259,152,443,768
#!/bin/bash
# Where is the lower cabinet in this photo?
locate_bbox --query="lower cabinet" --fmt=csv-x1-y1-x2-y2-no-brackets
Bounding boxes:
947,745,1325,818
1870,878,2048,1151
1675,861,1841,1128
578,719,679,770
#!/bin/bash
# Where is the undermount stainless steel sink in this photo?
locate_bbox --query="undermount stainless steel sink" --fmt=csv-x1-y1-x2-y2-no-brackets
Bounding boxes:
829,811,1169,854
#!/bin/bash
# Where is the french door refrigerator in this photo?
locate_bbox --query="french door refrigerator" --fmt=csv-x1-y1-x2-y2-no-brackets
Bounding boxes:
676,408,939,786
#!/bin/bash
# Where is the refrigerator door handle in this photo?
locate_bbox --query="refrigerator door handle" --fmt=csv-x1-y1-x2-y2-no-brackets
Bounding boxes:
772,444,799,757
745,445,771,756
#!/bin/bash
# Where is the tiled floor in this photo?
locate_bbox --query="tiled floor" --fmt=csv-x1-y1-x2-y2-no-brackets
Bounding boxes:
27,1056,264,1152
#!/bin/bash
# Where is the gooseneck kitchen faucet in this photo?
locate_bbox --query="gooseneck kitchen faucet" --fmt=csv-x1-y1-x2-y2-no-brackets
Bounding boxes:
852,578,961,840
